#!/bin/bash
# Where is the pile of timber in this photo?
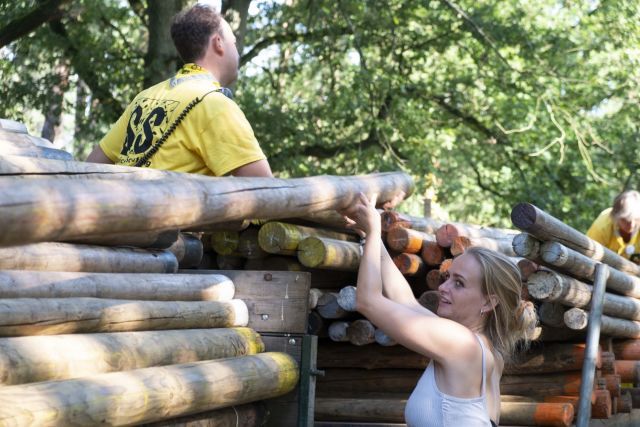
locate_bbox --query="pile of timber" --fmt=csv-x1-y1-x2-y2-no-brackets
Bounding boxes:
0,119,415,426
508,202,640,423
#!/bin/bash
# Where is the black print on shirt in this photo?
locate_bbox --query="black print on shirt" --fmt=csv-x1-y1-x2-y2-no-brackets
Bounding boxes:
120,98,180,159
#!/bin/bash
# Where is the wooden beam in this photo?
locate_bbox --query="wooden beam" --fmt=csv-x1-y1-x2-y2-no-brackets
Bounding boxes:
258,221,356,256
298,237,361,271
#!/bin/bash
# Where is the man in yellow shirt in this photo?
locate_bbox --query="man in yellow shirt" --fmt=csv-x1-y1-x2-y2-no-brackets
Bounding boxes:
587,190,640,261
86,4,272,178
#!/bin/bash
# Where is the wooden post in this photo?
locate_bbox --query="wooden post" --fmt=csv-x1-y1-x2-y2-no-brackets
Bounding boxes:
392,253,426,276
168,232,204,268
527,269,640,321
421,240,446,266
298,237,361,271
69,229,180,249
385,227,434,254
0,352,298,427
0,172,414,247
511,203,640,276
380,211,442,233
0,298,248,336
347,319,376,346
436,223,517,248
450,235,516,257
565,308,640,339
258,222,356,256
0,242,178,273
540,241,640,298
0,271,235,301
503,343,601,375
0,327,264,385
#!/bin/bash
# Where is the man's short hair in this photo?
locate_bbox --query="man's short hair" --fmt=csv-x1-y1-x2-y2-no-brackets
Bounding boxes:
171,4,222,63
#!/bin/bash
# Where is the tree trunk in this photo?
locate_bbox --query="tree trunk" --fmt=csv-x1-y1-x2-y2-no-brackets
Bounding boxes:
41,61,70,143
511,202,640,276
0,242,178,273
298,237,361,271
385,226,434,254
258,221,356,256
0,352,297,426
0,171,413,247
0,298,247,336
540,241,640,298
0,327,263,385
0,270,234,301
144,0,184,87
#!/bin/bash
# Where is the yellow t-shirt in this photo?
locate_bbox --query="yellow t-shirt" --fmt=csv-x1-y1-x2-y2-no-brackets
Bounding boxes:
586,207,640,260
99,64,266,176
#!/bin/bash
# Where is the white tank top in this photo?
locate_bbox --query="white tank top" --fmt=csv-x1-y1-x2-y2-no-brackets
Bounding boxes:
404,335,495,427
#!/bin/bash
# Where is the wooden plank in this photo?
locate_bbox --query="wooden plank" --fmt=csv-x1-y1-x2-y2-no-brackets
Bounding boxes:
181,270,310,334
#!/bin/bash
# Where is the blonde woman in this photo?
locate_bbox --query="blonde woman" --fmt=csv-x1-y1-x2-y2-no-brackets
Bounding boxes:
587,190,640,261
341,193,535,427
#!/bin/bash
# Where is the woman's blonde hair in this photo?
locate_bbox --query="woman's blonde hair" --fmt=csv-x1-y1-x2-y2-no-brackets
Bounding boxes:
611,190,640,222
465,247,536,362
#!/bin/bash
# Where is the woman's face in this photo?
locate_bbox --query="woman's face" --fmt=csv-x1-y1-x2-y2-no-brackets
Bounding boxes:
437,252,487,325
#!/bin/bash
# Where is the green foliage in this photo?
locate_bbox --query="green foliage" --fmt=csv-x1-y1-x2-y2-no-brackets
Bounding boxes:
2,0,640,230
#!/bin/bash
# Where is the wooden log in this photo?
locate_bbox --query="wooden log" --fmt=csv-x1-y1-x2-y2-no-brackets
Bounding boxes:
195,252,218,269
0,119,28,134
0,271,234,301
527,269,640,321
0,298,248,336
392,253,426,277
0,242,178,273
316,368,420,396
612,339,640,360
501,372,596,396
426,269,444,290
0,172,414,247
601,351,616,375
209,230,240,255
0,352,298,427
317,342,429,370
518,258,540,281
418,290,439,312
504,342,600,375
317,293,351,319
139,402,267,427
539,301,568,328
298,237,361,271
617,390,633,413
347,319,376,346
439,258,453,274
500,401,574,427
215,254,245,269
337,286,357,312
421,240,446,266
435,222,518,248
450,235,516,257
614,360,640,383
69,229,180,249
540,241,640,298
380,211,443,233
315,397,406,423
385,227,434,254
374,328,397,347
328,321,350,342
501,391,612,420
184,219,251,233
286,210,356,231
237,228,268,259
0,327,263,385
258,221,356,256
511,202,640,276
309,288,325,310
564,307,640,338
512,233,544,262
168,232,204,268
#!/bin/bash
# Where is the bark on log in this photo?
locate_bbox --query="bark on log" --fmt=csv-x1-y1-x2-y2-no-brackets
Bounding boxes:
421,240,446,266
139,402,267,427
298,237,361,271
540,241,640,298
385,227,434,254
317,342,429,370
436,223,518,248
0,298,248,336
0,327,263,385
392,253,426,277
511,203,640,276
258,221,356,256
450,235,516,257
168,233,204,268
0,271,235,301
0,352,298,427
0,242,178,273
504,342,600,375
347,319,376,346
69,229,180,249
527,269,640,321
380,211,442,233
564,307,640,339
539,301,568,328
0,172,413,247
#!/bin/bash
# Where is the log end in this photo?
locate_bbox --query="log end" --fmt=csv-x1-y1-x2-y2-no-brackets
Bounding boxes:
511,203,537,231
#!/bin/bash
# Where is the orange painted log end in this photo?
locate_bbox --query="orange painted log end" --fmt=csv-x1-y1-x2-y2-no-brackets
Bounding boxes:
533,402,575,427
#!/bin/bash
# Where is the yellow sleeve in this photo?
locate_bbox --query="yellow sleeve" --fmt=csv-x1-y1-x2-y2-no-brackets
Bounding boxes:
586,209,613,246
98,109,131,163
194,96,266,176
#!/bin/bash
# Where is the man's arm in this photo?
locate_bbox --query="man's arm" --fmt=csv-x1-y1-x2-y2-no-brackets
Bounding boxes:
86,145,115,164
230,159,273,177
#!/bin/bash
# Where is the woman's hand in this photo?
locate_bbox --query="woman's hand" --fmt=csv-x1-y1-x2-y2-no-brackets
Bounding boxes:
340,192,381,237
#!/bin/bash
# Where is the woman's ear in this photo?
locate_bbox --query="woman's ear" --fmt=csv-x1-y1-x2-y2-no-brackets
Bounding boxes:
483,294,499,313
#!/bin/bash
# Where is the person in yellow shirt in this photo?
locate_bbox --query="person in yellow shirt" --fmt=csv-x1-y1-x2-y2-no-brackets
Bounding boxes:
587,190,640,261
86,4,272,178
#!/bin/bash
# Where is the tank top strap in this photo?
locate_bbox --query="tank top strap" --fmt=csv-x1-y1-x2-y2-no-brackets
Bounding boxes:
474,334,486,396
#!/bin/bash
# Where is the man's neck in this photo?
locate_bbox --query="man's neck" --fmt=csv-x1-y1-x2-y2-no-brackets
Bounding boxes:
194,60,223,85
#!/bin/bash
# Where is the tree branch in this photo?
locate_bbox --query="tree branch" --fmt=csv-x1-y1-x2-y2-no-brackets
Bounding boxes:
0,0,72,48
